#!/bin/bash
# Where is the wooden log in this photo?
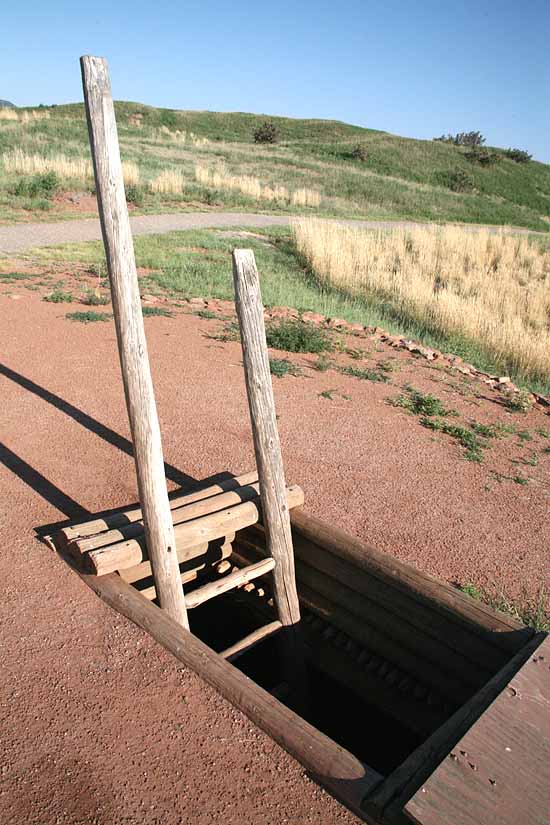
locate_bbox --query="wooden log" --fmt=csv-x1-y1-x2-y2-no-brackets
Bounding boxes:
58,471,257,545
69,481,262,554
222,620,283,662
232,250,300,627
118,537,233,584
289,509,532,653
186,558,275,609
88,485,304,575
72,560,382,817
80,56,187,627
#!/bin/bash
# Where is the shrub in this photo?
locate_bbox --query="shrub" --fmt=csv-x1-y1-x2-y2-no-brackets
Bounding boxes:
350,144,368,162
12,170,59,198
435,131,486,147
503,389,533,413
126,184,145,206
503,148,532,164
265,319,333,353
435,169,474,192
466,147,500,166
253,121,279,144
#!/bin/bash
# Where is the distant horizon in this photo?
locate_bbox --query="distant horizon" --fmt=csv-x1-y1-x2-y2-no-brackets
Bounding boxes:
2,1,549,163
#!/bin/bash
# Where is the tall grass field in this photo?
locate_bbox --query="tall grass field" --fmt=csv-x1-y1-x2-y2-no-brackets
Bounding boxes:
293,218,550,386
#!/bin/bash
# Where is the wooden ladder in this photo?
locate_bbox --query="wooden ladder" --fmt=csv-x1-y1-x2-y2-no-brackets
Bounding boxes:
80,56,303,661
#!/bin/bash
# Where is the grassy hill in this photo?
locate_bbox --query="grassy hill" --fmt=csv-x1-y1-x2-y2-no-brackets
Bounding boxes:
0,100,548,230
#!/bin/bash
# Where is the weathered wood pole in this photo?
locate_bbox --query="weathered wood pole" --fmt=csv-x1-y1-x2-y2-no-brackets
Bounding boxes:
232,249,301,626
80,55,188,627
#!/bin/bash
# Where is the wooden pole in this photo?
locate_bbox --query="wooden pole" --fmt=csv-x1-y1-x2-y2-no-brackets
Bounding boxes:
232,249,301,626
80,55,188,627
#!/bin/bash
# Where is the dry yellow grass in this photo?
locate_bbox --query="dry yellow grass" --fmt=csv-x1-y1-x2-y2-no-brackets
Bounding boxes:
291,188,321,208
0,109,50,122
2,149,139,186
3,149,92,180
195,163,320,207
157,126,210,146
149,168,185,194
292,218,550,383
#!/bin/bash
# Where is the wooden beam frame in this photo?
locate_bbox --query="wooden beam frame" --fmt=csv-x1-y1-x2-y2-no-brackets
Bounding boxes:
68,556,382,821
80,55,188,626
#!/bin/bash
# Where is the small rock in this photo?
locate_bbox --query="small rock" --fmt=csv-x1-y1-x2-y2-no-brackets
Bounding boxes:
498,376,511,385
188,297,205,307
301,311,325,325
327,317,347,329
348,323,365,334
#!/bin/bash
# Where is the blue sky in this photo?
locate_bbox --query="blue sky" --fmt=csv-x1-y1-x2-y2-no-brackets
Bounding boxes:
2,0,549,161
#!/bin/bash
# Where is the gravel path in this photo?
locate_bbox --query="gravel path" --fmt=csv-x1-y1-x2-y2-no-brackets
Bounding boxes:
0,211,533,253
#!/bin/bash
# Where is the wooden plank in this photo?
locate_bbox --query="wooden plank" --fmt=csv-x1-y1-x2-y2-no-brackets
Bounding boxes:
58,471,257,544
80,55,188,627
222,620,283,661
297,561,479,698
404,633,550,825
186,558,275,609
302,623,446,738
88,485,304,575
238,528,502,690
363,632,545,818
69,481,262,554
289,509,532,653
137,569,198,601
71,558,382,819
297,583,465,706
232,249,300,627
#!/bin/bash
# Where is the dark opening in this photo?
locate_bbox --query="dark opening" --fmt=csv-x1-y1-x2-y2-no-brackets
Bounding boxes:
187,588,424,776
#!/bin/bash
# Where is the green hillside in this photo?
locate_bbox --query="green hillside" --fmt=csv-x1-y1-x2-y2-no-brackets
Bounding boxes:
0,100,548,230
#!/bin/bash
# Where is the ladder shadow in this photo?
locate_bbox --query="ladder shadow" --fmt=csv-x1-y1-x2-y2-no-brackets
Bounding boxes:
0,361,243,536
0,361,196,489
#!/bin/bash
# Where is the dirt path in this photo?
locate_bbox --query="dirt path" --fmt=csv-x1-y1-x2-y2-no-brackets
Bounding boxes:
0,211,535,253
1,280,549,824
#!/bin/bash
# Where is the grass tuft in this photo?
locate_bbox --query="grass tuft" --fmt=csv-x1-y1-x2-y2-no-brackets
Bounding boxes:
66,311,111,323
142,306,172,317
44,289,73,303
265,319,333,353
269,357,301,378
339,365,389,383
389,387,451,417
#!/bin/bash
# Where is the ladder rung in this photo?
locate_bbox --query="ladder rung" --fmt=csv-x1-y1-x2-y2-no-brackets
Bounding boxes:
221,620,283,662
185,558,275,609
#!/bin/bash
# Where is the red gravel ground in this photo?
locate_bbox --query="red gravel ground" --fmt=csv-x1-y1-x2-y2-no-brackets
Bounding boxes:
1,276,549,825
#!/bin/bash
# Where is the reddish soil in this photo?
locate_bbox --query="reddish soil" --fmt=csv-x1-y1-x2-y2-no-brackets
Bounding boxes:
1,272,549,824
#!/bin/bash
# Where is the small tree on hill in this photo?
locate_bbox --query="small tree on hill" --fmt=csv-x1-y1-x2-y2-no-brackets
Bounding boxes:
253,121,279,144
504,148,532,163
